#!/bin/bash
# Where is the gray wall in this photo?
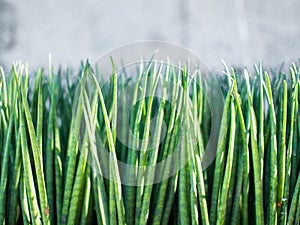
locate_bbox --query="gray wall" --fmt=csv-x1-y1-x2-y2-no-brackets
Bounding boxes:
0,0,299,70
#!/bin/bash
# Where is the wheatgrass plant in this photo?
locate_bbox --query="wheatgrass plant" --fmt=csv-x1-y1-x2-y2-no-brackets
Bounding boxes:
0,59,299,225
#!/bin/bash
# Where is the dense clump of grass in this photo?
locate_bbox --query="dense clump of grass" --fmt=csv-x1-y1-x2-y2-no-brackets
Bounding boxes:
0,60,299,225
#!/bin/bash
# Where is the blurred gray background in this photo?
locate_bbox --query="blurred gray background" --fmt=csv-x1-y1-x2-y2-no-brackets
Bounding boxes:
0,0,299,71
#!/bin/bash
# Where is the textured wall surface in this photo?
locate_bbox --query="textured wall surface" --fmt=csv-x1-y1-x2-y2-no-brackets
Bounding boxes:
0,0,299,70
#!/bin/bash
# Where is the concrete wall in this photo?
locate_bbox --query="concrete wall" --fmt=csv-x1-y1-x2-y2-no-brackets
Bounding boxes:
0,0,299,70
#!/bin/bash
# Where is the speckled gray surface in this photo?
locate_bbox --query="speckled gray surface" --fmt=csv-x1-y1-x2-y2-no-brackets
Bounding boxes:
0,0,299,71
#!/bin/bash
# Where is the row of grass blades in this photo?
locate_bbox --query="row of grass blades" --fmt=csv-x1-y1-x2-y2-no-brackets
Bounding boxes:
209,62,300,225
0,61,88,225
0,60,300,225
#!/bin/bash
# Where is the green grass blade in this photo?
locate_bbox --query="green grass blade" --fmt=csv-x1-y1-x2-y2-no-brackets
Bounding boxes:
216,98,236,225
209,82,232,225
264,71,278,224
277,80,287,218
21,72,50,225
20,104,42,225
244,69,264,225
0,98,15,224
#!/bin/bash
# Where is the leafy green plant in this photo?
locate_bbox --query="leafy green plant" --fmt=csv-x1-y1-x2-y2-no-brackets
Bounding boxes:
0,60,299,225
